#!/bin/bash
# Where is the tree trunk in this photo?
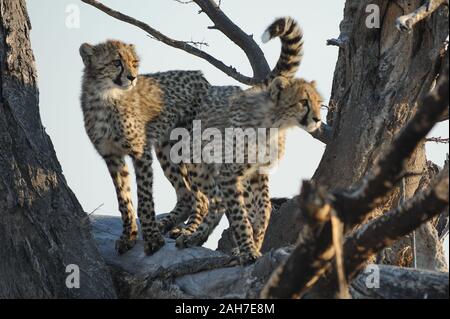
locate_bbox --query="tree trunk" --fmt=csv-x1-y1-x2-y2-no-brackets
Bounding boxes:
0,0,116,298
313,0,448,268
350,265,449,299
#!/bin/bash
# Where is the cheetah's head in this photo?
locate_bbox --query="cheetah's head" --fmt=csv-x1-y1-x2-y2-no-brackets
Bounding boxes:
269,76,322,133
80,40,139,91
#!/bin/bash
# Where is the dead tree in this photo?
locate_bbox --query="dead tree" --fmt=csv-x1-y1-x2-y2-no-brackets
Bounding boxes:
0,0,116,298
34,0,449,299
81,0,448,299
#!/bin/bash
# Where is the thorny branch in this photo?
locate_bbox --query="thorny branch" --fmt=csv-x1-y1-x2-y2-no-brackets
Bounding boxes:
262,65,449,299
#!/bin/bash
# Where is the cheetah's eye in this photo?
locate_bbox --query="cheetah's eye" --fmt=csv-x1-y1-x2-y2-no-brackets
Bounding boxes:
113,59,122,67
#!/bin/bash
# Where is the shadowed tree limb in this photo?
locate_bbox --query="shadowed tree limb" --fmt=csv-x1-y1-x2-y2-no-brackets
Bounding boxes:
261,65,449,299
306,162,449,299
351,265,449,299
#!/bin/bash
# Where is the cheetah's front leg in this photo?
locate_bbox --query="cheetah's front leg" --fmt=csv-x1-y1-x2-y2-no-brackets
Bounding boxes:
250,174,271,252
221,176,261,265
133,149,165,255
104,156,138,255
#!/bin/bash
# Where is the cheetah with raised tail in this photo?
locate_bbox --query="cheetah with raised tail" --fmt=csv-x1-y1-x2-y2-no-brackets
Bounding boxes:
169,16,308,240
174,18,323,264
80,41,210,255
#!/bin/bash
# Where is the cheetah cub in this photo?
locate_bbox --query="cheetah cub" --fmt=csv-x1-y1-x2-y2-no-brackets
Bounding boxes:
177,76,323,264
170,16,306,240
79,40,210,255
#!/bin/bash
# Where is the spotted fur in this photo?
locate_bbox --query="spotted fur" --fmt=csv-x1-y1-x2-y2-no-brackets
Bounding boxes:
80,40,210,255
165,17,306,239
174,76,323,265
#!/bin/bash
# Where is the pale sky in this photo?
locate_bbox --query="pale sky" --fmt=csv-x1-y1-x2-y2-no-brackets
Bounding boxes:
26,0,448,254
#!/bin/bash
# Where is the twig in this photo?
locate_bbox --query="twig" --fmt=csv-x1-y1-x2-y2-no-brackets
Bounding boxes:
81,0,259,85
173,0,194,4
426,136,450,144
326,35,349,48
88,203,104,216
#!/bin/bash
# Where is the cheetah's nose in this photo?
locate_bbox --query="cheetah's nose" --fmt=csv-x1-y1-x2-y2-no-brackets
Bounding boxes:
313,117,321,123
127,75,136,81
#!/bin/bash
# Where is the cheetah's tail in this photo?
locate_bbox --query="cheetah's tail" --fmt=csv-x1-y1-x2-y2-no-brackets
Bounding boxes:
262,17,304,82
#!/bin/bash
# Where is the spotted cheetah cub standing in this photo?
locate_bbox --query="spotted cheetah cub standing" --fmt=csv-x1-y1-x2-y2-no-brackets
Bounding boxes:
170,17,307,240
178,79,323,264
79,40,210,255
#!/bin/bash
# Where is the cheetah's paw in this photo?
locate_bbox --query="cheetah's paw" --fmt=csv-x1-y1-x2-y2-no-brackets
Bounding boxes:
115,237,137,255
175,231,208,249
169,226,192,239
230,250,262,266
157,218,174,234
143,233,165,255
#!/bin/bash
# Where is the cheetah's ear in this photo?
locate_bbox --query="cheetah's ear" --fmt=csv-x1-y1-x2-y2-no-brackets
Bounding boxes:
79,43,94,65
310,80,317,87
269,76,289,102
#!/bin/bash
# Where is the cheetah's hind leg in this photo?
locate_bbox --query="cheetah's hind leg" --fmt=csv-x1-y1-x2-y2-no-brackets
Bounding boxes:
155,142,196,234
175,205,225,248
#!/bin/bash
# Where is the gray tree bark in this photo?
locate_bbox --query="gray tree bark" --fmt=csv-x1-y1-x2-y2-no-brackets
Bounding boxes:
257,0,449,267
0,0,116,298
316,0,448,269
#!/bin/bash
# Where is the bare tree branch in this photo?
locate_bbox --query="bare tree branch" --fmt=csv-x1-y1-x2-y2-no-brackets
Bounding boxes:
326,36,348,48
174,0,195,4
191,0,270,80
80,0,259,85
262,65,449,299
426,136,450,144
307,163,449,298
310,123,333,145
396,0,449,32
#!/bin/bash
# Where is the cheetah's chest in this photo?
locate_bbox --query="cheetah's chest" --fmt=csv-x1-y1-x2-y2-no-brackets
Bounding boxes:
85,106,147,157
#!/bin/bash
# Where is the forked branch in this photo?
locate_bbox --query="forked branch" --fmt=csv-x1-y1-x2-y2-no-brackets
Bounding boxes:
307,163,449,298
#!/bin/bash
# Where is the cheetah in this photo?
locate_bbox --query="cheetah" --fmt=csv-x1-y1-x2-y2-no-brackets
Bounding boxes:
176,76,323,264
165,17,307,240
80,40,210,255
172,21,323,264
79,17,307,257
156,17,308,236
